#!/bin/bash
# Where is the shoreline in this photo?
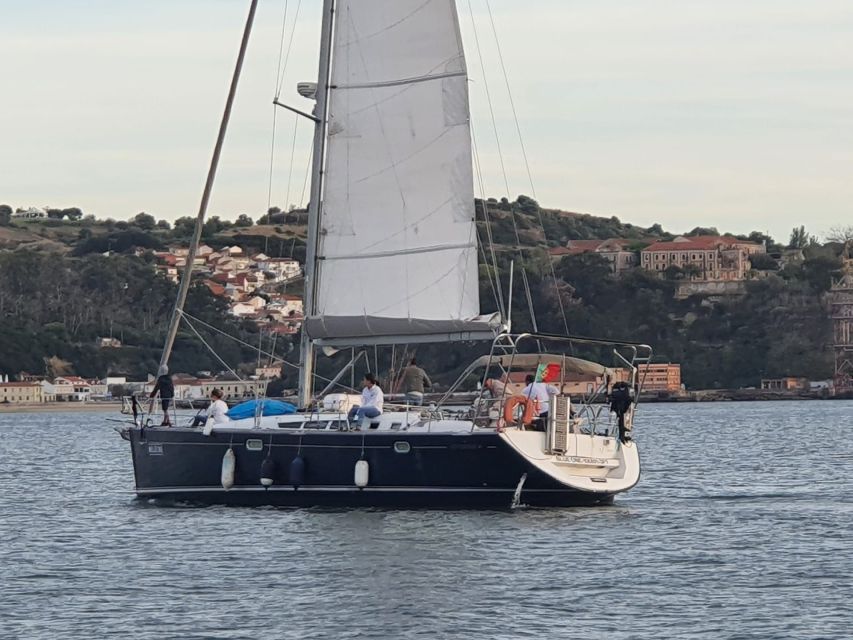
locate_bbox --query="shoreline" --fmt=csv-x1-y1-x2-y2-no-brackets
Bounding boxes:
2,393,851,415
0,402,123,414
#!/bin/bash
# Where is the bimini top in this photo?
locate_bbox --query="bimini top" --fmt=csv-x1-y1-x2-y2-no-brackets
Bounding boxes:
471,353,611,377
304,313,503,346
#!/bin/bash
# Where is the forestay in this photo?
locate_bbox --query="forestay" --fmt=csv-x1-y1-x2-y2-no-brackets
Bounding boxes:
305,0,498,344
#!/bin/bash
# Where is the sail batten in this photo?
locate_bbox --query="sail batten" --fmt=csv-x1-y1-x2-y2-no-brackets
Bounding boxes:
306,0,490,345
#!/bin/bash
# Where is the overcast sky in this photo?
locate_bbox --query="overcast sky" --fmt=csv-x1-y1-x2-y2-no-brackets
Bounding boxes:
1,0,851,242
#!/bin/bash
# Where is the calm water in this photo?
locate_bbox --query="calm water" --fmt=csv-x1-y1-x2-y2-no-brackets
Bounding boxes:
0,402,850,639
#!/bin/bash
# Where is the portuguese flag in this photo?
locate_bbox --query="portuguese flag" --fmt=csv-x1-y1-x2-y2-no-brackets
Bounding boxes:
535,363,561,383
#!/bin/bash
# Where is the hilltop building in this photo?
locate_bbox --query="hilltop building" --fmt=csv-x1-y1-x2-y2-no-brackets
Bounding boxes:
152,244,304,334
640,236,765,282
549,238,639,274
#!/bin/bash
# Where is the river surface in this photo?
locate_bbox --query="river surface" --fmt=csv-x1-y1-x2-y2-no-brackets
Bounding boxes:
0,401,850,639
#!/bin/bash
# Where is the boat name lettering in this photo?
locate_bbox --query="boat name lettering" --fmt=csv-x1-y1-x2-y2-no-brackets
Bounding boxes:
556,455,607,465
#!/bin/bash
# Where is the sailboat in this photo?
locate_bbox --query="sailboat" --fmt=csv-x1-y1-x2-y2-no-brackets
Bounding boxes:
119,0,652,508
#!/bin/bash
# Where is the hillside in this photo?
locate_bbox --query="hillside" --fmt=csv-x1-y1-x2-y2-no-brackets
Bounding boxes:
0,199,845,389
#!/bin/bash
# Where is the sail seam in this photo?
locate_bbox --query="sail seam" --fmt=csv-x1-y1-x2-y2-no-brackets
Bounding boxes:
332,69,465,90
321,242,474,261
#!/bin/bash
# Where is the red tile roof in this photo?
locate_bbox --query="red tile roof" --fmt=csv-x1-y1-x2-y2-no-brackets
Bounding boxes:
204,280,226,296
558,238,636,255
643,235,760,252
566,239,607,252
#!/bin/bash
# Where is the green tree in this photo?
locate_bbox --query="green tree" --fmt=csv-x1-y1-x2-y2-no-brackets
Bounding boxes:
749,253,778,271
685,226,719,237
131,212,156,231
62,207,83,221
234,214,254,228
515,195,540,215
788,226,813,249
172,216,196,236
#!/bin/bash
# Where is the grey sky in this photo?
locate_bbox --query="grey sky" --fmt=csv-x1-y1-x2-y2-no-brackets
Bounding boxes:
1,0,850,242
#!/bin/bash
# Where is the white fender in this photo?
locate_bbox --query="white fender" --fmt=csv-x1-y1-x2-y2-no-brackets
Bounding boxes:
221,447,236,490
354,459,369,488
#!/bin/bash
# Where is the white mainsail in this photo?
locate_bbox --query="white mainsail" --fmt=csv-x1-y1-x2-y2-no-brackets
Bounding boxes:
304,0,499,344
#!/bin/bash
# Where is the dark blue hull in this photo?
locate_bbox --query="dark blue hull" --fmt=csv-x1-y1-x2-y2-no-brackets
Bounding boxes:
126,427,615,508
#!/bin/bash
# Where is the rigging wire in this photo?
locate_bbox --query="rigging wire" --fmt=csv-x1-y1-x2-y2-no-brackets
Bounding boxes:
267,0,291,215
475,223,502,319
268,0,305,216
285,112,299,210
181,314,244,383
484,0,571,336
299,144,313,208
465,0,539,332
178,310,357,392
471,120,505,320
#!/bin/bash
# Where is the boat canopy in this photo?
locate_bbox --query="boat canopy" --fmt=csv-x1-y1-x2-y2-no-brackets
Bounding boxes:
305,313,502,346
306,0,486,345
473,353,612,377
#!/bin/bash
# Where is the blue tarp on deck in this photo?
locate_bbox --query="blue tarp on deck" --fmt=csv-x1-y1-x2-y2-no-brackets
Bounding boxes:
226,398,297,420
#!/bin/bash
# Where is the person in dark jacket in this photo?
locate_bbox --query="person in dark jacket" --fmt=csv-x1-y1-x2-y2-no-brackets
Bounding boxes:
150,364,174,426
401,358,432,406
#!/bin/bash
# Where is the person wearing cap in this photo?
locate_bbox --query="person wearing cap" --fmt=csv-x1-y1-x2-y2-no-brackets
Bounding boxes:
149,364,174,427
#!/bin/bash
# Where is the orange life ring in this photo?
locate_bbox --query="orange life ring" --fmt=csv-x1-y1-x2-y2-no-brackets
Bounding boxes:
502,395,539,426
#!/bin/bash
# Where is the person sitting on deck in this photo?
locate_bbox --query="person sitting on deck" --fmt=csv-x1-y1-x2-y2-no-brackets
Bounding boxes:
522,374,559,428
192,388,231,427
347,373,384,427
401,358,432,406
149,365,174,427
483,377,507,399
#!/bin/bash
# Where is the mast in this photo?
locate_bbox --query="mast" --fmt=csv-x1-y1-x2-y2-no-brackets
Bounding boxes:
158,0,259,371
297,0,336,409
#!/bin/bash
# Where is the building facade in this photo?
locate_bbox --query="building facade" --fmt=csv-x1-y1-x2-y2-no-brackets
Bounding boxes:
641,236,764,281
550,238,639,275
0,382,44,404
638,364,682,393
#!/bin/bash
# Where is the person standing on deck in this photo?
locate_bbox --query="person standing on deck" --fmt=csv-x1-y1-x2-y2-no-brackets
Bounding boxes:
401,358,432,406
347,373,384,426
149,365,174,427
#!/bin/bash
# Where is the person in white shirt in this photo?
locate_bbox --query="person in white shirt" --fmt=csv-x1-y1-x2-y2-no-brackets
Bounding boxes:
192,388,231,427
347,373,384,426
522,374,559,419
208,388,230,424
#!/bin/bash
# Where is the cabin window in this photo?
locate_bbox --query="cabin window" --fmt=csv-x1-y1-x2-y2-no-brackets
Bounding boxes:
245,439,264,451
302,420,327,430
394,441,411,453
